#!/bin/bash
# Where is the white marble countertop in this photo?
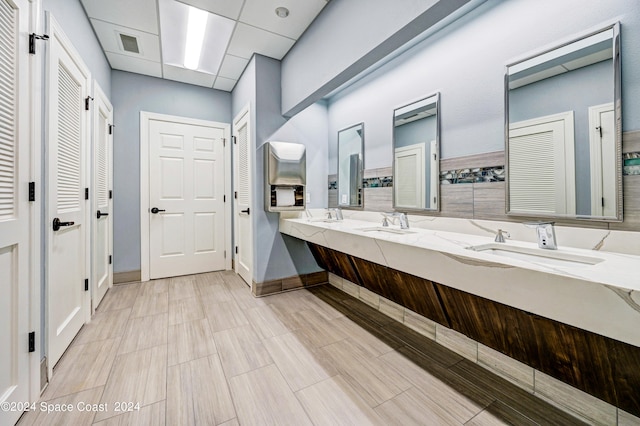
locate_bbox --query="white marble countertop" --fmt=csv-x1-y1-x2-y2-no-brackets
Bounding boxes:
280,212,640,347
282,217,640,292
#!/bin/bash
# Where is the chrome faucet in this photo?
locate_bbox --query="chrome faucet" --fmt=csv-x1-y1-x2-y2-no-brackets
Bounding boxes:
494,229,510,243
524,222,557,250
381,212,409,229
326,208,343,220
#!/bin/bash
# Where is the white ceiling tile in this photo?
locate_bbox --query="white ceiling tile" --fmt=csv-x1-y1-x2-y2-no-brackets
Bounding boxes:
91,19,161,61
176,0,244,20
106,52,162,78
240,0,328,40
81,0,159,34
213,76,237,92
227,23,296,60
218,55,249,80
163,64,216,87
159,0,235,75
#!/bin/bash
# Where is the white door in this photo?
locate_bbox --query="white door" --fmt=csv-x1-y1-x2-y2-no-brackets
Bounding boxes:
429,139,438,210
394,143,425,209
148,117,226,279
589,103,616,217
233,105,252,286
46,14,91,371
0,0,33,423
92,82,113,310
509,111,576,215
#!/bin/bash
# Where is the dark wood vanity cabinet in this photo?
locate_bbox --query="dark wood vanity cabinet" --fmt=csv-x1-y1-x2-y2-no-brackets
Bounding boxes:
306,242,640,418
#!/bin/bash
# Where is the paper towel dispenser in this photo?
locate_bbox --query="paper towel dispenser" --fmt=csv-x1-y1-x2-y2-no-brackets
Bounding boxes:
265,141,306,212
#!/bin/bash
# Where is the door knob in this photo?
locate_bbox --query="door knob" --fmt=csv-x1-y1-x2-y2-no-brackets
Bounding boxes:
97,210,109,219
150,207,166,214
240,208,250,215
52,217,75,231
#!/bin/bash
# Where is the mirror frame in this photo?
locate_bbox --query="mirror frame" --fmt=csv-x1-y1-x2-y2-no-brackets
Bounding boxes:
337,122,365,209
392,92,440,212
504,22,622,221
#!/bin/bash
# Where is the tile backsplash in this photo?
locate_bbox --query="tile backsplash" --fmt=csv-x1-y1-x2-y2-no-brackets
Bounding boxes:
328,130,640,232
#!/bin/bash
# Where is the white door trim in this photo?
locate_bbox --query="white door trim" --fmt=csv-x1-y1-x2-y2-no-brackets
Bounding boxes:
29,0,43,400
140,111,231,282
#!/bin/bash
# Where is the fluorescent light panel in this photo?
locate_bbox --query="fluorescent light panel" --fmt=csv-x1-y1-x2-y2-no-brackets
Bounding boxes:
184,6,208,70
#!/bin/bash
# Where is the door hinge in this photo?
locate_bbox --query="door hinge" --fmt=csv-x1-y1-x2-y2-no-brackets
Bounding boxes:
232,136,237,144
223,195,226,203
109,124,114,135
85,96,93,111
235,246,238,254
85,188,89,200
84,278,89,291
234,191,237,199
109,190,113,199
223,138,226,147
28,332,35,353
224,250,226,259
29,33,49,55
602,197,605,207
29,182,36,202
109,255,112,265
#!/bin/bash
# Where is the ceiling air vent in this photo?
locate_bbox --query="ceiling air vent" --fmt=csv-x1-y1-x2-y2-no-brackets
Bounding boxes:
119,33,140,54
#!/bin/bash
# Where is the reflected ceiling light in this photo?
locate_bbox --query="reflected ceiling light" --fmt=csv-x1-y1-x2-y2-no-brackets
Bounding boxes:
275,7,289,18
184,6,208,70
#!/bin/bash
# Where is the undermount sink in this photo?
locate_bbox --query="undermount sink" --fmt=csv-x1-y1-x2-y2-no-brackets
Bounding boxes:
356,226,416,235
307,218,341,223
466,243,604,268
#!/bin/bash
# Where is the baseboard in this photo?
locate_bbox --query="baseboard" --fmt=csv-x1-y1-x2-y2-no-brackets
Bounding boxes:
113,270,141,284
252,271,328,297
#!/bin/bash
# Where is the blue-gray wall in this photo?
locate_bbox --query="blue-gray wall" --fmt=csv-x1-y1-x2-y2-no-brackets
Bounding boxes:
111,71,231,273
232,55,326,284
281,0,481,117
327,0,640,174
509,60,613,215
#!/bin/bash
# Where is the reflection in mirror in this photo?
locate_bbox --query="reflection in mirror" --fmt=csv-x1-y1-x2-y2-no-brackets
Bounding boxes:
393,93,439,211
338,123,364,208
506,23,621,220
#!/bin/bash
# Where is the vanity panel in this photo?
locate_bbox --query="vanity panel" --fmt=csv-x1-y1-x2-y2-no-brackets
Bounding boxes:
349,255,450,327
307,243,361,286
306,242,640,417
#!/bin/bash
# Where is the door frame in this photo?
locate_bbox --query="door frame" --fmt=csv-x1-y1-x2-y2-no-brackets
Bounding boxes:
140,111,231,282
29,0,43,400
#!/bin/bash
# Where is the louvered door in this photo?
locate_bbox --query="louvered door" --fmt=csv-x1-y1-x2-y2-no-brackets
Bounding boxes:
508,111,575,216
0,0,32,423
233,106,252,286
46,14,91,371
92,82,112,310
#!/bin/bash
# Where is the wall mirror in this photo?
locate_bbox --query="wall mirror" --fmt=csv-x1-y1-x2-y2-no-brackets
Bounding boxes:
506,23,622,220
338,123,364,208
393,93,440,211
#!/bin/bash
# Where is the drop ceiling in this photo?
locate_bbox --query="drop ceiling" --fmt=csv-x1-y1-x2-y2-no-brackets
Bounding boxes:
80,0,330,91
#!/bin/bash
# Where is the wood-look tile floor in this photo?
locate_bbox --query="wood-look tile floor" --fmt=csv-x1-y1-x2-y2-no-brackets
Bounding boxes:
18,271,585,426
